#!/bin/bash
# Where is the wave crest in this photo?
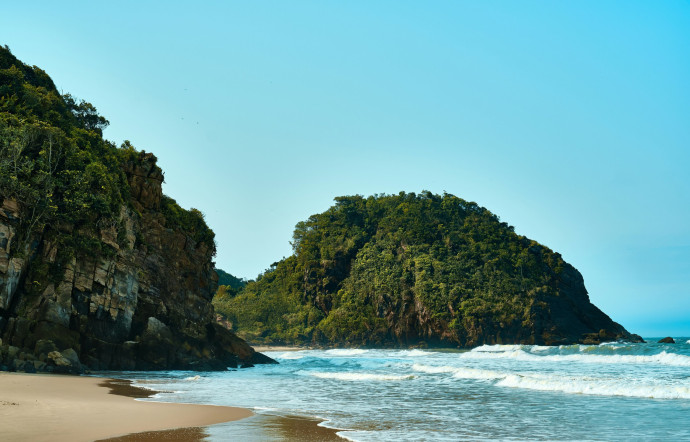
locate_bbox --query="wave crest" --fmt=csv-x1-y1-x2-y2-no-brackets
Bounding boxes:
496,373,690,400
305,371,414,381
462,347,690,366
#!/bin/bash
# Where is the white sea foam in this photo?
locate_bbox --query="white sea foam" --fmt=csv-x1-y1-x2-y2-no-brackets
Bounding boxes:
451,367,505,380
687,340,690,344
411,364,458,374
496,373,690,399
325,349,369,356
184,375,201,381
412,360,690,399
471,344,526,352
307,371,414,381
461,347,690,366
278,352,306,360
411,363,504,380
400,349,429,357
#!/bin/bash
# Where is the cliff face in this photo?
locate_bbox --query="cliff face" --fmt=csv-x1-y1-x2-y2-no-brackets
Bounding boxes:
368,261,636,347
215,192,642,348
0,154,272,372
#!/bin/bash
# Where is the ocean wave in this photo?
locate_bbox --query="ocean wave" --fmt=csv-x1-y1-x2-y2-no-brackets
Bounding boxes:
411,364,504,380
496,374,690,399
451,367,505,380
305,371,414,381
461,348,690,366
277,352,306,360
411,364,458,374
396,349,429,357
184,375,201,381
471,344,526,352
325,349,369,356
413,361,690,399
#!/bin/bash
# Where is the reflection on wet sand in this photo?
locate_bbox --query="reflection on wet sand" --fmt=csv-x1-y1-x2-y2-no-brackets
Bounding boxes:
209,413,345,441
99,426,208,441
101,378,343,441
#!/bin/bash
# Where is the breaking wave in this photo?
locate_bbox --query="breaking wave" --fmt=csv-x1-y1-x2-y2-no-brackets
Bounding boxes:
496,373,690,400
461,346,690,366
325,349,369,357
305,371,415,382
411,363,690,399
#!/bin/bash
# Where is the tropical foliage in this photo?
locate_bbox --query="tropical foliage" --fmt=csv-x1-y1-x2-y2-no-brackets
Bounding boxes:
214,191,569,347
0,45,214,282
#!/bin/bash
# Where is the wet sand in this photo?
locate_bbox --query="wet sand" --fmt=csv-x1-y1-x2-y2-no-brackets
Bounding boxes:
0,372,345,441
0,372,251,442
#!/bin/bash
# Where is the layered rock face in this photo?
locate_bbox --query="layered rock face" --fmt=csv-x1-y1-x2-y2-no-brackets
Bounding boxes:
0,154,272,372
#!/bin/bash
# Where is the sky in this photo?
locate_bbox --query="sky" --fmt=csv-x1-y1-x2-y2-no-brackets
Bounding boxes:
2,1,688,336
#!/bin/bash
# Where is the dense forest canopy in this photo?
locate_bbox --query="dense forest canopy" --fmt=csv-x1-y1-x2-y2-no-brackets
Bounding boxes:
214,191,635,347
0,45,214,285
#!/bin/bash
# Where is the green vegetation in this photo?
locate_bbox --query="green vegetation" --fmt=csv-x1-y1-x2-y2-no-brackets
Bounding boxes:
0,45,215,284
214,191,570,347
213,269,247,301
216,268,247,289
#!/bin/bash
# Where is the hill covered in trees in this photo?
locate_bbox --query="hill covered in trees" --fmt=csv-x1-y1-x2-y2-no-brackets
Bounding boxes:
0,45,272,371
214,192,641,347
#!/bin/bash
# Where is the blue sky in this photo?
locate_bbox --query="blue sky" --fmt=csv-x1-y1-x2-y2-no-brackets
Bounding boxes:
2,1,688,336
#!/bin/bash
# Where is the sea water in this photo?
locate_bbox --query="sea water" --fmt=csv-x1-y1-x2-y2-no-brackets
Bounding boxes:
110,339,690,441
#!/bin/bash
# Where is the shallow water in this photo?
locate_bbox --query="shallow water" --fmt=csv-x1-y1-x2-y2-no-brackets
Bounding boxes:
109,339,690,441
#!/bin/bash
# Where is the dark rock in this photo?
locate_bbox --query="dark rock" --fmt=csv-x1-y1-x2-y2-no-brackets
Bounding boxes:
658,337,675,344
21,361,37,373
34,339,58,361
629,334,645,343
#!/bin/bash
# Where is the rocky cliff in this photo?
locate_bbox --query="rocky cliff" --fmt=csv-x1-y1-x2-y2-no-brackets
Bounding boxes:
0,46,273,373
0,154,272,372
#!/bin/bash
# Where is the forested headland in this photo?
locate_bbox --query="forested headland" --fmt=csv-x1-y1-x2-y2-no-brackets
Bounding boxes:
214,192,641,347
0,45,271,372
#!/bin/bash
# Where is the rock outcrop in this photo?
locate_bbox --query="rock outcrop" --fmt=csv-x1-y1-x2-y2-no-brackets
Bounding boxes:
0,155,274,372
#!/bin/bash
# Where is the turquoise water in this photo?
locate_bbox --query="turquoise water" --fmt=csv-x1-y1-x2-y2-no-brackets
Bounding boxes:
111,339,690,441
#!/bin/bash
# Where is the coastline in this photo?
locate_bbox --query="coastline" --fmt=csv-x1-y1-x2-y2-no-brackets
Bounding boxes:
0,372,252,441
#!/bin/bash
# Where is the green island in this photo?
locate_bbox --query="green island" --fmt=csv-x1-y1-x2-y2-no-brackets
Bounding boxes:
214,192,641,347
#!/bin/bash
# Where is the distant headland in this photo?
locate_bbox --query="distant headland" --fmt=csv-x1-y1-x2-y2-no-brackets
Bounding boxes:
214,192,643,348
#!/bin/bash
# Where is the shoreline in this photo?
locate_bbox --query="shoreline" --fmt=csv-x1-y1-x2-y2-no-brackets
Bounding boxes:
252,345,311,352
0,372,252,441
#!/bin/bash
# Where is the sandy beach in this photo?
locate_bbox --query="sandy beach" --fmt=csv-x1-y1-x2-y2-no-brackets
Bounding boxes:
0,373,252,442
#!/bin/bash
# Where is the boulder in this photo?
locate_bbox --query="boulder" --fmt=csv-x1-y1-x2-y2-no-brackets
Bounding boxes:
658,337,675,344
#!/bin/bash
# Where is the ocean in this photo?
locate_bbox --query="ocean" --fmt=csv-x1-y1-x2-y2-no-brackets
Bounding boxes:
107,339,690,441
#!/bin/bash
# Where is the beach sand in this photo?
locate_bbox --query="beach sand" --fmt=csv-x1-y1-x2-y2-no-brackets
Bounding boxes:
0,372,345,441
0,372,252,442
